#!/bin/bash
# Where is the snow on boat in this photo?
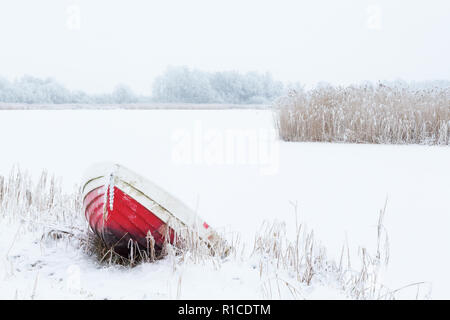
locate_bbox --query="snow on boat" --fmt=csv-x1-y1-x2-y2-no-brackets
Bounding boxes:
82,163,221,256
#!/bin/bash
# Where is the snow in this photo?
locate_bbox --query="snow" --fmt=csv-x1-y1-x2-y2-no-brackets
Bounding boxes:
0,219,347,299
0,109,449,299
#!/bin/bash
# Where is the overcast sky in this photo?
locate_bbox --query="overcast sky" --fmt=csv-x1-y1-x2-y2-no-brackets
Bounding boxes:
0,0,449,94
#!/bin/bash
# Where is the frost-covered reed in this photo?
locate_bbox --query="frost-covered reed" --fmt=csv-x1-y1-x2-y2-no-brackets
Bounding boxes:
250,201,421,300
0,167,82,230
275,84,450,145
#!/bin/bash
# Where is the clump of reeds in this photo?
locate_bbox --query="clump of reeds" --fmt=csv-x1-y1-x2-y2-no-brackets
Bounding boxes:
275,83,450,145
80,231,141,266
252,201,428,299
82,218,234,268
0,166,82,231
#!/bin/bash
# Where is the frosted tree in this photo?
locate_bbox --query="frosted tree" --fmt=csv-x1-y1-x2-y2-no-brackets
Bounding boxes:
153,66,217,103
0,76,141,104
0,69,286,104
153,66,284,104
111,84,138,104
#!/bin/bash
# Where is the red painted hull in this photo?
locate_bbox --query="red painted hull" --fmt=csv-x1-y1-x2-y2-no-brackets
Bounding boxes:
83,185,175,255
82,163,221,258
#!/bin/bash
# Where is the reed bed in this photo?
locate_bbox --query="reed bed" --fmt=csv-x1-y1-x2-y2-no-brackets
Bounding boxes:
275,84,450,145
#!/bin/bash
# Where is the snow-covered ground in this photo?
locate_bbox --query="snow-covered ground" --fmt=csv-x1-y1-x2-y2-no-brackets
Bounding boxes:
0,110,449,299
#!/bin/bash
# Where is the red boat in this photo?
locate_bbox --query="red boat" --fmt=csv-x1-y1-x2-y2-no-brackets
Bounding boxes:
82,163,220,256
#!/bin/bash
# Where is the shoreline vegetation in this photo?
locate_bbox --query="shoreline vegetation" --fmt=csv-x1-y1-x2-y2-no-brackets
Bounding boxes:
275,83,450,146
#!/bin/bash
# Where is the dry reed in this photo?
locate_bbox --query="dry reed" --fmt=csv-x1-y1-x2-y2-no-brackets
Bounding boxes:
275,83,450,145
252,201,428,299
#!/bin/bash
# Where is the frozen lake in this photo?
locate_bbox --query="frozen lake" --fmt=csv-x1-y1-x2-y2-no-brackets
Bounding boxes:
0,109,449,298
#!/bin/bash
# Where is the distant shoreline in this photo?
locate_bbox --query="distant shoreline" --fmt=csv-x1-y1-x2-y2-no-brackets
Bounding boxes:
0,103,271,110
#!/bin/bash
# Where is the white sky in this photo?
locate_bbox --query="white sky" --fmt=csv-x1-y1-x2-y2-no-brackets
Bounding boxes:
0,0,449,94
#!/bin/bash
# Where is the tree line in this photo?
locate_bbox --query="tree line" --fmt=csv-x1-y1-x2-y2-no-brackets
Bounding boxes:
0,76,141,104
0,67,284,104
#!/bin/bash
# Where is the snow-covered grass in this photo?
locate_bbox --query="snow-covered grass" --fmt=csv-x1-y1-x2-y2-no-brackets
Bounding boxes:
0,109,448,299
276,84,450,145
0,167,425,299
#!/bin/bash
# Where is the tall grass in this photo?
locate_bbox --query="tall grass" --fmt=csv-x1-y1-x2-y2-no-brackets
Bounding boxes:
0,167,82,230
251,201,404,299
275,83,450,145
